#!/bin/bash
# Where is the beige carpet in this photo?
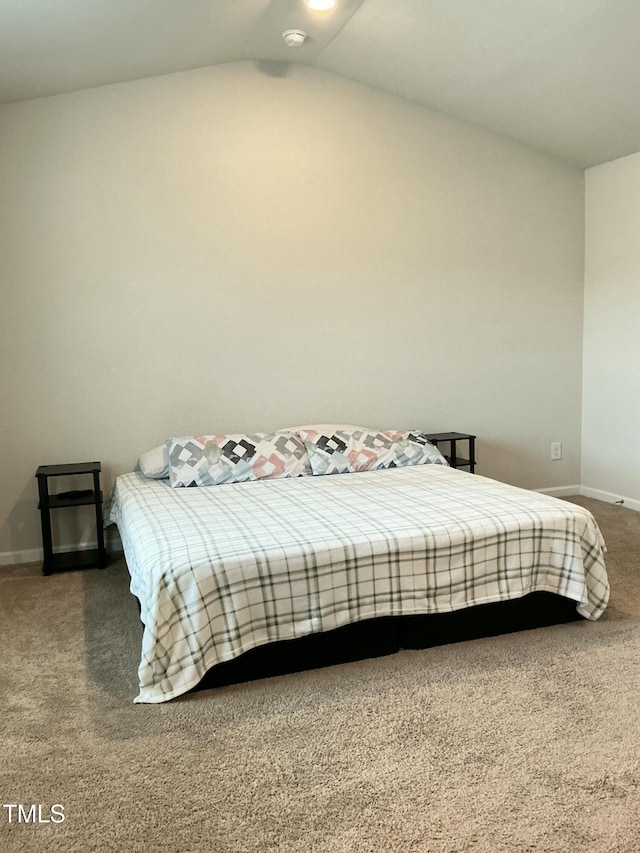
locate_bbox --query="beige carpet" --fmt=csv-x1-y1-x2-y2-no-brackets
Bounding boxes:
2,496,640,853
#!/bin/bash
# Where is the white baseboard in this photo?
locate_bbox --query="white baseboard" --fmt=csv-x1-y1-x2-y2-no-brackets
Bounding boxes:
536,484,640,511
579,485,640,513
0,546,43,567
0,532,123,568
536,485,582,498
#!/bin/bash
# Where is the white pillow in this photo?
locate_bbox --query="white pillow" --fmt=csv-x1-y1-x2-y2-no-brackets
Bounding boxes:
279,423,375,433
138,444,170,479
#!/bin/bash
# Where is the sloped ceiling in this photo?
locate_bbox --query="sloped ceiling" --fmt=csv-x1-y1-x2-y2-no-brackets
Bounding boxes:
1,0,639,168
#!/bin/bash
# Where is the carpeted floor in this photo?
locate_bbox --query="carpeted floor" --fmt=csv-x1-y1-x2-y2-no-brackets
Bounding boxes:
2,496,640,852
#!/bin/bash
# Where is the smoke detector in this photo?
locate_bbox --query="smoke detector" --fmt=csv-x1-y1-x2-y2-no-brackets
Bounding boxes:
282,29,308,47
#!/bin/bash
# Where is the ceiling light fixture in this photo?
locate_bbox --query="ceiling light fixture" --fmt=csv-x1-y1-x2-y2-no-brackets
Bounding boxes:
305,0,336,10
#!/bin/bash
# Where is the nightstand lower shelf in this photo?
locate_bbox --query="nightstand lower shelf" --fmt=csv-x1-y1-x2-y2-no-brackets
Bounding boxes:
45,548,108,576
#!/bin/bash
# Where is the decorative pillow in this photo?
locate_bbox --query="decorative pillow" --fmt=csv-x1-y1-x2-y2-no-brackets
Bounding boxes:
276,425,376,475
138,444,170,479
167,432,309,488
298,428,448,476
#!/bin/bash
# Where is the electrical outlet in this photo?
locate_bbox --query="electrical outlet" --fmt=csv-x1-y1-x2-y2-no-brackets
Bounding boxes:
550,442,562,461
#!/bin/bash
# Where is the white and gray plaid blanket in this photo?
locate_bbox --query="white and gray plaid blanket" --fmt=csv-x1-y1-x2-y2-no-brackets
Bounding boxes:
109,466,609,703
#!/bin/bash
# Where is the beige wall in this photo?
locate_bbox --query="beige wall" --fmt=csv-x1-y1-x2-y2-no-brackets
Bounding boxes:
0,61,585,560
583,152,640,507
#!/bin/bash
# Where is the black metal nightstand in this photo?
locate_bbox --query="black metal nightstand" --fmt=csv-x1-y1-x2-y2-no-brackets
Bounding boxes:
425,433,476,473
35,462,108,576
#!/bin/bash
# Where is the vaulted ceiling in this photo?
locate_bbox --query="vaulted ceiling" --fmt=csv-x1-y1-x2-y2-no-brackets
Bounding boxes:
2,0,639,168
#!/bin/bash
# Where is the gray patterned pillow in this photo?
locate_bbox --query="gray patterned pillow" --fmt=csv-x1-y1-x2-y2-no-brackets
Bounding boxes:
298,429,448,476
167,432,309,488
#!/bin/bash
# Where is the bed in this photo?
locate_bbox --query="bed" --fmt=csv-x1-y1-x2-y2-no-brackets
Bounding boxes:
108,433,609,704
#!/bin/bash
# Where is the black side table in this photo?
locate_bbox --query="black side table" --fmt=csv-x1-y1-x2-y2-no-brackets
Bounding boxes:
426,433,476,473
36,462,108,576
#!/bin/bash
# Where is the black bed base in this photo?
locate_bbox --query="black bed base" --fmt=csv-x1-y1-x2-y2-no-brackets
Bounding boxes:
194,592,581,693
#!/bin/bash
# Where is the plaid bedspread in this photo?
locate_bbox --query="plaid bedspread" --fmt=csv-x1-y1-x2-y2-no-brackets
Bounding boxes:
109,466,609,703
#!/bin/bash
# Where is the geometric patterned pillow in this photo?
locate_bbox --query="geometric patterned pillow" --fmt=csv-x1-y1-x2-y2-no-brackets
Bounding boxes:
167,432,310,488
298,428,448,476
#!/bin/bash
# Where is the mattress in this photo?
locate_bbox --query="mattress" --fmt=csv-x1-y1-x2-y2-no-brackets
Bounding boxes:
109,465,609,703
